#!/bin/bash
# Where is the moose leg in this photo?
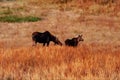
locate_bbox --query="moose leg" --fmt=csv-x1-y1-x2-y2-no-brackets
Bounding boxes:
32,41,37,46
54,42,57,45
47,42,50,46
43,43,46,46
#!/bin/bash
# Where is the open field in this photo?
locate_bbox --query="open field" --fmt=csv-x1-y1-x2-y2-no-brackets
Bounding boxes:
0,45,120,80
0,0,120,48
0,0,120,80
0,13,120,48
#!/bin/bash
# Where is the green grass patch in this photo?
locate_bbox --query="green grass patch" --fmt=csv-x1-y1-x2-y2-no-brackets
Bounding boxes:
0,15,42,23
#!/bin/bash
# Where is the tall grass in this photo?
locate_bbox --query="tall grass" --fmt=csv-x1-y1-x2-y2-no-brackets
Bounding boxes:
0,44,119,80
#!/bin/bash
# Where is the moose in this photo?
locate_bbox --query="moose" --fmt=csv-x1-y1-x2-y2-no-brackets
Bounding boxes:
32,31,62,46
65,35,84,47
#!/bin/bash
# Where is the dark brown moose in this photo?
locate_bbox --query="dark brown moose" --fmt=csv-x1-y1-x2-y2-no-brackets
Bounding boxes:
65,35,84,47
32,31,62,46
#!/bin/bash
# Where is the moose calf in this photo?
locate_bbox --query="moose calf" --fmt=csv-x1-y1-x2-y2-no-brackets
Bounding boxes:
65,35,84,47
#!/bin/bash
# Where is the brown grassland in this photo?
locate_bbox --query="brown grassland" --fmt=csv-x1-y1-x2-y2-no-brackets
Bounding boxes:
0,0,120,80
0,45,120,80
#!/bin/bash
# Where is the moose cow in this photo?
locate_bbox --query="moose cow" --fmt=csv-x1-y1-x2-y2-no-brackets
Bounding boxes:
65,35,84,47
32,31,62,46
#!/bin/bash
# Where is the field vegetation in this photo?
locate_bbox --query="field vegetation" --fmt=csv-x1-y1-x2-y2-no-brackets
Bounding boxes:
0,44,120,80
0,15,41,22
0,0,120,80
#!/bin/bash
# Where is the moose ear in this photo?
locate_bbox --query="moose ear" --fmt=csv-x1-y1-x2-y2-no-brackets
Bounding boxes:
56,37,58,40
78,35,82,37
78,35,80,37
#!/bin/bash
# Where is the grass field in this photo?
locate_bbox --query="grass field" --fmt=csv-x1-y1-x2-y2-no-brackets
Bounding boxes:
0,44,120,80
0,0,120,80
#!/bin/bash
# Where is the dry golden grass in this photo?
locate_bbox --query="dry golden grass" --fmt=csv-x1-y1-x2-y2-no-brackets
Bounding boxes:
0,44,120,80
0,1,120,80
